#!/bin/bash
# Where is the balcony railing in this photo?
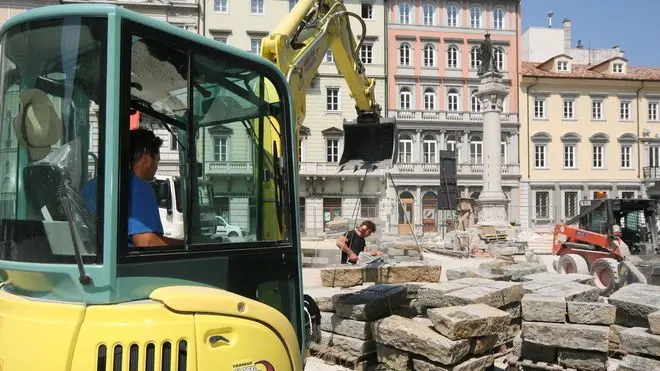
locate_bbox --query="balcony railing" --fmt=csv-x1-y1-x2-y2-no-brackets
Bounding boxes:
643,166,660,179
390,109,518,123
297,161,520,176
206,161,253,175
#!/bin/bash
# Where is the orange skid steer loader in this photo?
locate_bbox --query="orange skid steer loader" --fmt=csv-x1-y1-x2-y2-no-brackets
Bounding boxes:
552,198,660,296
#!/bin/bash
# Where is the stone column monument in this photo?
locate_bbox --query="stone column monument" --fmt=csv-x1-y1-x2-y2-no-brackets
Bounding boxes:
474,33,510,228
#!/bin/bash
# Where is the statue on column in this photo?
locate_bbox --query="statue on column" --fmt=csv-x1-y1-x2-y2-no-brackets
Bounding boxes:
478,33,498,75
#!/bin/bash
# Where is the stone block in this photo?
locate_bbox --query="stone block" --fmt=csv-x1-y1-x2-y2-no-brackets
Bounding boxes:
522,322,609,352
321,265,364,287
620,327,660,358
377,343,411,371
567,301,616,325
371,315,471,366
320,311,372,340
617,354,660,371
329,333,376,358
521,272,594,284
513,334,557,363
500,302,522,319
379,262,442,283
521,279,556,294
386,247,405,256
479,260,547,281
404,283,422,299
446,267,510,281
406,249,421,257
412,316,433,327
649,311,660,335
440,285,504,308
427,303,511,340
479,280,524,305
416,282,470,308
305,286,363,312
532,281,600,302
333,284,408,321
310,330,333,352
392,255,422,263
609,283,660,327
609,324,627,348
411,354,494,371
470,334,499,355
557,349,607,371
521,295,566,323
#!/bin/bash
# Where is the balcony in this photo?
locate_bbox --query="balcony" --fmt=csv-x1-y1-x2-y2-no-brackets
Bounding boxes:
389,110,519,124
299,162,343,176
643,167,660,180
206,161,253,175
390,162,520,176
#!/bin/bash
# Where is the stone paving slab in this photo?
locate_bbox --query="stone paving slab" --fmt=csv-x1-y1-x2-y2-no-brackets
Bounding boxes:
617,354,660,371
522,322,610,352
416,282,471,308
320,262,443,287
649,311,660,335
557,349,607,371
320,311,372,340
620,327,660,358
333,284,408,321
531,281,600,302
567,301,616,325
521,295,566,323
609,283,660,327
427,303,511,340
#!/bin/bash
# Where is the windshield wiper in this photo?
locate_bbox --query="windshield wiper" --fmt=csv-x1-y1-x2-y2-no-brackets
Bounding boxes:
58,185,92,285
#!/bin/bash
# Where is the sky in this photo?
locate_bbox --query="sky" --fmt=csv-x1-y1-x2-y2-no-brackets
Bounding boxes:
521,0,660,67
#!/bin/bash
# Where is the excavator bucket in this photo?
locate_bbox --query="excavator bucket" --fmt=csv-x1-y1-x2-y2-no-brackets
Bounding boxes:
339,117,397,172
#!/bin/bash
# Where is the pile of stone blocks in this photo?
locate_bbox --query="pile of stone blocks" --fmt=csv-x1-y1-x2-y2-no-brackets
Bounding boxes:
379,241,423,263
320,261,442,288
307,284,409,368
608,283,660,370
445,256,547,282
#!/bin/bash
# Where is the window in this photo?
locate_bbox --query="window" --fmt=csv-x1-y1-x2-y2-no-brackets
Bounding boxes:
447,89,459,111
399,88,412,110
423,3,435,25
361,3,373,19
423,88,436,111
563,98,575,119
298,138,305,163
470,6,482,28
213,137,228,161
471,93,481,112
621,191,635,199
170,132,178,151
592,99,603,120
470,136,483,164
493,7,505,29
326,139,339,163
501,141,507,163
651,146,660,167
534,144,547,168
399,43,411,66
613,63,623,73
251,0,264,14
493,48,503,70
360,198,378,218
593,145,604,168
399,134,413,163
564,191,578,219
360,43,373,64
535,191,550,219
446,4,458,27
399,2,411,24
620,100,631,120
470,47,480,69
564,144,576,168
649,102,658,121
289,0,298,11
250,38,261,54
423,44,435,67
447,45,458,68
423,135,436,163
214,0,228,12
557,61,568,71
533,97,546,119
326,87,339,111
213,36,228,44
621,145,632,168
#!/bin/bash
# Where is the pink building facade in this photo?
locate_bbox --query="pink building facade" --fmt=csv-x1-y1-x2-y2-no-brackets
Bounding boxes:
386,0,522,233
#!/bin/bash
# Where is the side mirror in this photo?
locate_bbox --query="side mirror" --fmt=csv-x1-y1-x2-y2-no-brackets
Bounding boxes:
194,162,203,177
157,182,173,214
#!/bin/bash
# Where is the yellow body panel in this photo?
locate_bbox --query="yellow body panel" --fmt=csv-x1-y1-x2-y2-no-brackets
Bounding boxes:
0,286,301,371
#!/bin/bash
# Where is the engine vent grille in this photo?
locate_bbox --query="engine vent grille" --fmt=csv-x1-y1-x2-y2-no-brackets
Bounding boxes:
96,340,187,371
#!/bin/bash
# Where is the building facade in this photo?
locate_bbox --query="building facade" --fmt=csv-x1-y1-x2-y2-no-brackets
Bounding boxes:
204,0,388,236
385,0,522,235
519,57,660,232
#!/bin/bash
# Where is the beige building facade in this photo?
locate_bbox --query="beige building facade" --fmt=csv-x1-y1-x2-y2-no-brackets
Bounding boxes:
520,56,660,232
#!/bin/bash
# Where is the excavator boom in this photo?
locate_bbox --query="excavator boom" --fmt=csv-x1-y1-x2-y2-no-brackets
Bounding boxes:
261,0,396,171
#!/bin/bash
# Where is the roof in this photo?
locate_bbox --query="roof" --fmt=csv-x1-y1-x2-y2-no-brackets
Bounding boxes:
521,61,660,81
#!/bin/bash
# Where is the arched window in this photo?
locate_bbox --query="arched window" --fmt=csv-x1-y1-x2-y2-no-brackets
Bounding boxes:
447,88,459,111
494,47,504,70
423,88,436,111
493,7,505,29
470,135,483,164
399,87,412,110
423,135,437,163
446,3,459,27
423,3,436,25
399,2,412,24
399,134,413,163
470,46,480,69
471,92,481,112
399,43,411,66
470,6,482,28
423,43,436,67
447,45,458,68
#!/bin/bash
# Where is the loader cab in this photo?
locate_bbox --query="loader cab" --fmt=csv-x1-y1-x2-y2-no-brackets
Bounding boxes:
0,4,306,351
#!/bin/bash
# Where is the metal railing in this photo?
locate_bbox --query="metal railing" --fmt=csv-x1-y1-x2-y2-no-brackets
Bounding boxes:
390,109,519,123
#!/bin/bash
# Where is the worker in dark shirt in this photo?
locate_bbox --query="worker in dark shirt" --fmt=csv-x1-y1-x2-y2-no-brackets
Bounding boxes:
336,220,383,264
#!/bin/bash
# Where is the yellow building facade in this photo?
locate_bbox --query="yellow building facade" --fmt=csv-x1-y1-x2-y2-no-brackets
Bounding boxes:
519,55,660,231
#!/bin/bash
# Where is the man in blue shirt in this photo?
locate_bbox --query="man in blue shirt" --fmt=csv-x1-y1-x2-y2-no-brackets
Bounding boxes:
81,128,183,247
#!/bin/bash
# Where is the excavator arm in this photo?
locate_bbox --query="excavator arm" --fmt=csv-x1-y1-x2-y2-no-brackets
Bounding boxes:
261,0,396,171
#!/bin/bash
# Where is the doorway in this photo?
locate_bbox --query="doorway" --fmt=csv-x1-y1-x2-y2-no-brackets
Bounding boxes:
422,192,438,232
398,191,414,235
323,197,342,231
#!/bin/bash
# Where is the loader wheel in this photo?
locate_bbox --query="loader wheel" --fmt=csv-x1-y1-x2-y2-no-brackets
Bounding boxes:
591,258,620,297
557,253,589,274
